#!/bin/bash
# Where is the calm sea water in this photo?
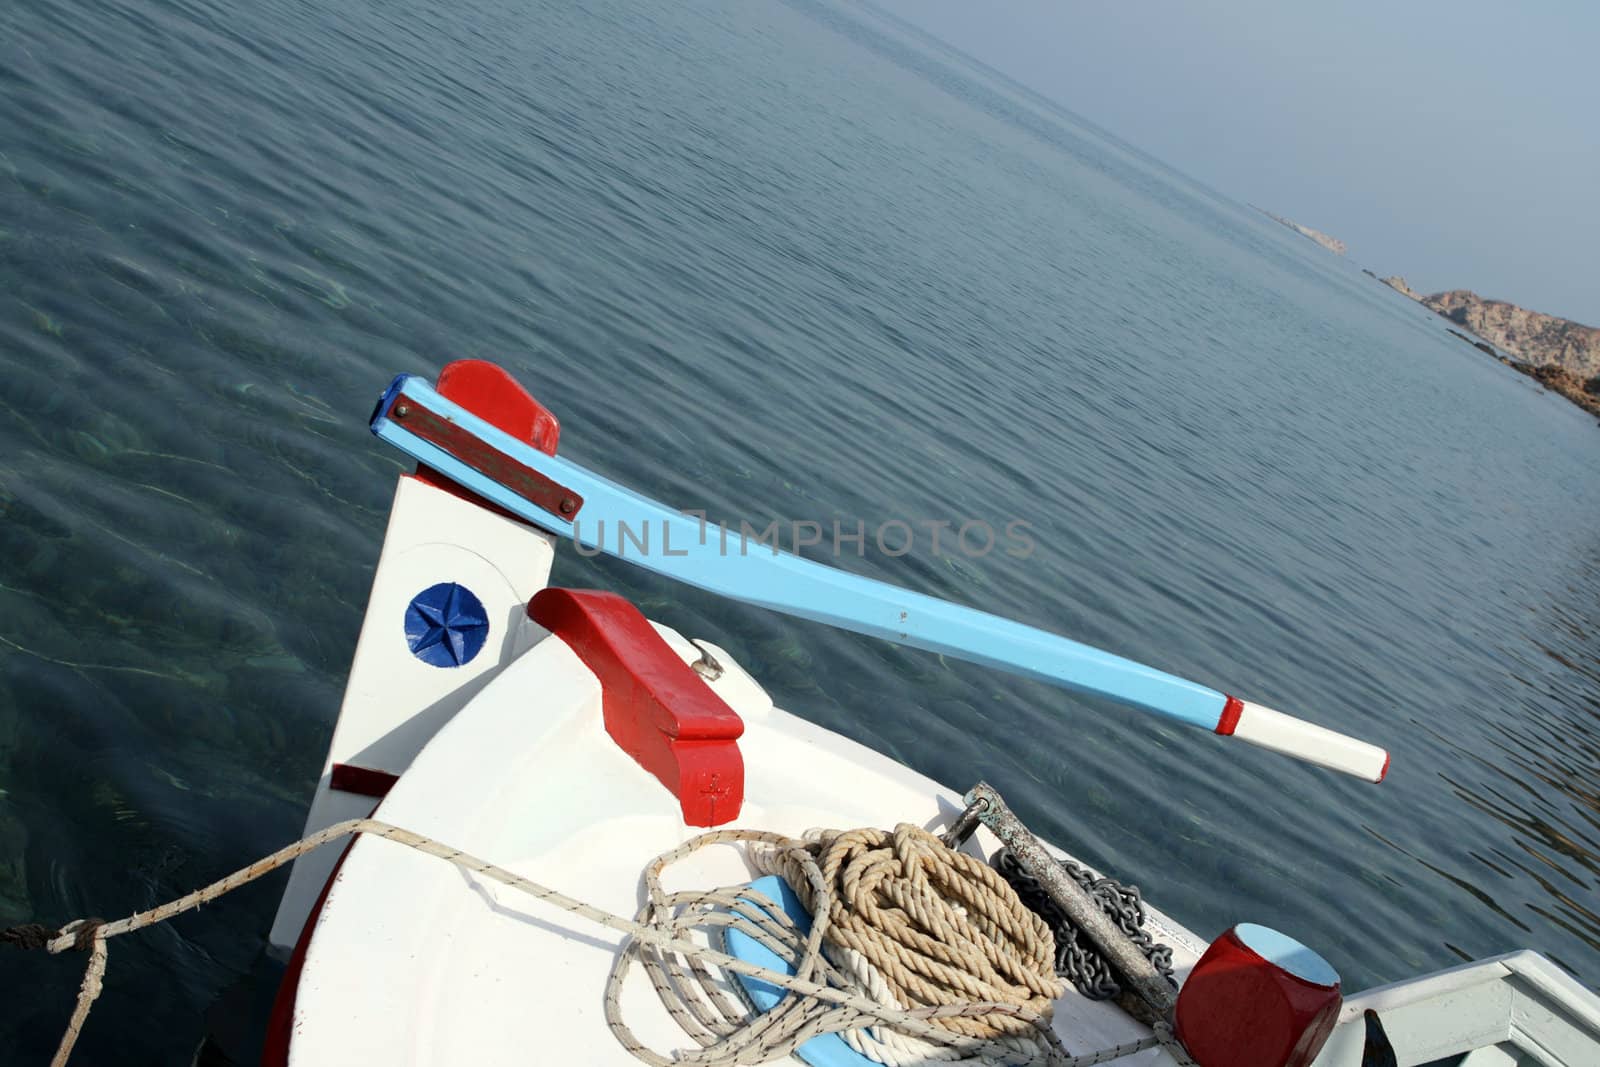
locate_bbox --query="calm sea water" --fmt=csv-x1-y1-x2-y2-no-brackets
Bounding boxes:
3,0,1598,1060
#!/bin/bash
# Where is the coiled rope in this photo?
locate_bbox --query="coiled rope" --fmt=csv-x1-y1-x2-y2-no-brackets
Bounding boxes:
757,827,1065,1040
3,818,1191,1067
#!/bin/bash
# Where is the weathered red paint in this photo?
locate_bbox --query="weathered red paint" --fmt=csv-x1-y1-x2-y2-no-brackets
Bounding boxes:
1215,695,1245,736
395,391,582,520
528,588,744,826
412,358,563,515
330,762,400,799
1174,925,1342,1067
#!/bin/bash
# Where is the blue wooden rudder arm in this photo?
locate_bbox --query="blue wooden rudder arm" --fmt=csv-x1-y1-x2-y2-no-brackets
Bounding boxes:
371,372,1389,782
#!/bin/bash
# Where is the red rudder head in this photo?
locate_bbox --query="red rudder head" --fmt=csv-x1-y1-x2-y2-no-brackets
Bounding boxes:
435,359,560,455
1175,923,1342,1067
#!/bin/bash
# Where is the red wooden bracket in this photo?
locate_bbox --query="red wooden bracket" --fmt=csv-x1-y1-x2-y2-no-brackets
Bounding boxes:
411,359,562,515
528,588,744,827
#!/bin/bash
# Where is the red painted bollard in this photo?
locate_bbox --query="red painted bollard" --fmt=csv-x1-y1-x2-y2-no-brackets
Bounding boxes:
1174,923,1342,1067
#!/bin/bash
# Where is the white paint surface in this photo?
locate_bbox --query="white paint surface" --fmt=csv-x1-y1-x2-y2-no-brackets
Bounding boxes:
267,475,557,953
1232,701,1389,783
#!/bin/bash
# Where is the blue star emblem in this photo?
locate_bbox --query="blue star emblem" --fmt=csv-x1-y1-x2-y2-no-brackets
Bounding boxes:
404,582,489,667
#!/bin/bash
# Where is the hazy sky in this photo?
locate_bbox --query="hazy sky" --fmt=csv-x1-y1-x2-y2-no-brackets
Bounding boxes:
874,0,1600,325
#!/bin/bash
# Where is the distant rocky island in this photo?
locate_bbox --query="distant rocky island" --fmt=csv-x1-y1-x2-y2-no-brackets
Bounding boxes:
1379,276,1422,300
1377,280,1600,419
1259,209,1347,255
1263,206,1599,422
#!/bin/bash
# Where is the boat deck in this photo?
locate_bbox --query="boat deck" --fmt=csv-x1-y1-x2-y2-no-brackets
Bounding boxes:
285,621,1205,1065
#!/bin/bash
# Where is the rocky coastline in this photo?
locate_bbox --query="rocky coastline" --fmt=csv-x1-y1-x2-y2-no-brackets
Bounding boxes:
1258,209,1347,255
1379,281,1600,421
1268,207,1597,423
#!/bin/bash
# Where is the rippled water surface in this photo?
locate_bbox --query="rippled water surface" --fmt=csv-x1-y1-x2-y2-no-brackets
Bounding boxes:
3,0,1598,1060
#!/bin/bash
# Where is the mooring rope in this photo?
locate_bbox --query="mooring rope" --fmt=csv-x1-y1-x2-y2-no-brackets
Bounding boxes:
2,818,1192,1066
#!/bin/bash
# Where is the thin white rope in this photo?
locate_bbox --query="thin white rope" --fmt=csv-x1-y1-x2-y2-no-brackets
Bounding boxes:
22,818,1190,1066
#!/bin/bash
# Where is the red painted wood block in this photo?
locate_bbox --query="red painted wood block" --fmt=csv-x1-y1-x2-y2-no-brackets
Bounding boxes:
436,358,560,453
329,762,400,799
528,588,744,827
412,359,562,510
1175,923,1342,1067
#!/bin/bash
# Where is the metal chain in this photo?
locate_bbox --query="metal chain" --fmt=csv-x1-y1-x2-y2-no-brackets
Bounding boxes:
990,849,1176,1002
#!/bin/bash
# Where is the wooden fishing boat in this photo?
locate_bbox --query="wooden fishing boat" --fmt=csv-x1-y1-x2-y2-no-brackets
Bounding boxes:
245,361,1600,1066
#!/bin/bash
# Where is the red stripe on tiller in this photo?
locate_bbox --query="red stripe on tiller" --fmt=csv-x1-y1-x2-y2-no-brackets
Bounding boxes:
1215,695,1245,736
